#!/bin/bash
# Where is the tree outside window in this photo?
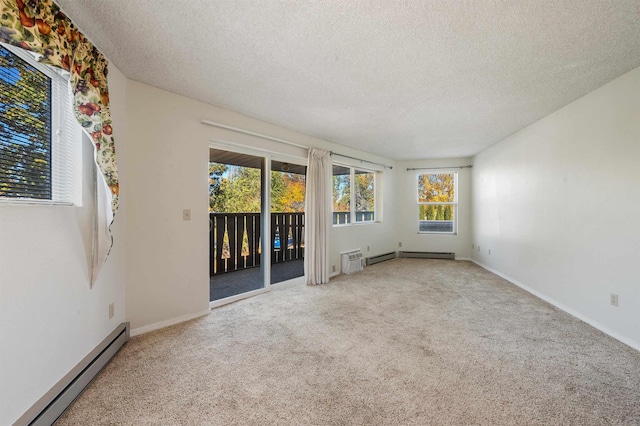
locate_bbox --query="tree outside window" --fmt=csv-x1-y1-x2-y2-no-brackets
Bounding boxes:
417,172,457,233
0,44,52,199
333,164,376,225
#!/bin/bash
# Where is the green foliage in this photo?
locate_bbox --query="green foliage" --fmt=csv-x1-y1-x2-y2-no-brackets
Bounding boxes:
209,163,306,213
209,162,227,211
427,204,436,220
419,205,427,220
436,205,445,220
444,205,453,220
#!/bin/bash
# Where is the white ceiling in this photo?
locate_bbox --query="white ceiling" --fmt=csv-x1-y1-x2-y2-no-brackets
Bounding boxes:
55,0,640,160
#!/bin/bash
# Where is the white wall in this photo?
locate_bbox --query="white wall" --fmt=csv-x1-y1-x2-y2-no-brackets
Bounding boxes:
329,161,397,276
125,81,397,334
0,65,128,425
396,158,473,260
472,66,640,350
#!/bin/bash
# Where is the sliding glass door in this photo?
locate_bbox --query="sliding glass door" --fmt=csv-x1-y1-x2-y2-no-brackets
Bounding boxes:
208,146,307,305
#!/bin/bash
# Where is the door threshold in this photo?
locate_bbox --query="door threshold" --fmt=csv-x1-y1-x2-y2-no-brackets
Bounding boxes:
209,286,269,309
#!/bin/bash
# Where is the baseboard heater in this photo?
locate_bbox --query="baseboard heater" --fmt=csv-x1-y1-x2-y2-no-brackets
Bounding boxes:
399,251,455,260
16,322,130,426
365,251,397,266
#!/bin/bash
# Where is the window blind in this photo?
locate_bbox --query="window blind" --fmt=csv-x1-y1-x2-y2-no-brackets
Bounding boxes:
0,44,53,200
0,43,80,204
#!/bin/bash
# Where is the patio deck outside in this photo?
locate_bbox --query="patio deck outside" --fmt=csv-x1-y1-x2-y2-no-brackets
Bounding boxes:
209,211,305,301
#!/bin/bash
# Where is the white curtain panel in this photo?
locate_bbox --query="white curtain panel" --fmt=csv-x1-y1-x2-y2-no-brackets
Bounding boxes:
304,148,331,285
91,166,115,286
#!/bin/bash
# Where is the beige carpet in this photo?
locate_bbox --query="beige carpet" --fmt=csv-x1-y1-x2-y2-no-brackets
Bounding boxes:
58,259,640,425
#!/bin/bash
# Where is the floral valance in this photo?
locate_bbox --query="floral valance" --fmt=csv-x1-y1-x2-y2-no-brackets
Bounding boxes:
1,0,119,284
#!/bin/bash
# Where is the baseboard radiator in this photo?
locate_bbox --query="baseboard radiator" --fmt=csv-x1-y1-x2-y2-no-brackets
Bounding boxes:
365,251,397,266
16,322,130,426
399,251,455,260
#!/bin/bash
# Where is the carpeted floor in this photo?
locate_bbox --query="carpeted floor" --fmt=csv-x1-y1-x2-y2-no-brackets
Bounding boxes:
58,259,640,425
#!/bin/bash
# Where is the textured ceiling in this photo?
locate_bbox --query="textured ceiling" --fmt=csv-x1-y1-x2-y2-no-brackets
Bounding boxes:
56,0,640,160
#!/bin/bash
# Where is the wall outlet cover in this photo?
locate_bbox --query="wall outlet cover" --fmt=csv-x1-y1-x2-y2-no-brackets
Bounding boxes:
610,293,619,307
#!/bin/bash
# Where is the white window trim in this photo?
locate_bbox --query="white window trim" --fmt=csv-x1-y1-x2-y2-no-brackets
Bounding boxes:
417,171,458,235
332,162,379,227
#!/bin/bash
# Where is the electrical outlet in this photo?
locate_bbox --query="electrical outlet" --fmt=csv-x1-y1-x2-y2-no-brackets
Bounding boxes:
399,242,402,247
488,249,491,255
610,293,619,307
332,265,336,272
108,302,115,319
367,245,370,252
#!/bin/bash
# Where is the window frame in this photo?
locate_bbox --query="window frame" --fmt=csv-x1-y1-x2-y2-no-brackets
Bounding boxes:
0,42,80,206
332,162,378,226
416,171,458,235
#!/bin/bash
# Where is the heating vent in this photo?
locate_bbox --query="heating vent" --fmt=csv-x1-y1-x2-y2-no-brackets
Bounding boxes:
399,251,455,260
341,249,364,274
366,251,397,266
17,323,129,426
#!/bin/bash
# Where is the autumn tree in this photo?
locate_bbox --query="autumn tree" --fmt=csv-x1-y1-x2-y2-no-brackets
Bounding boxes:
417,173,454,203
332,173,350,213
354,171,374,213
418,173,455,222
272,171,305,212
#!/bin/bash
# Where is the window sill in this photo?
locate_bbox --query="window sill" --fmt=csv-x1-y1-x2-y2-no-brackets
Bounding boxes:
333,221,381,228
418,231,457,235
0,198,73,207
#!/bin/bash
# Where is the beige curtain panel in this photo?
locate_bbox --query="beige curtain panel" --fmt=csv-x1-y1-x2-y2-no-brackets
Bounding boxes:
304,148,331,285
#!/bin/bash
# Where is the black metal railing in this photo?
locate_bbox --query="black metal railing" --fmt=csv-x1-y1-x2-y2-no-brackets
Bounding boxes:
210,212,305,276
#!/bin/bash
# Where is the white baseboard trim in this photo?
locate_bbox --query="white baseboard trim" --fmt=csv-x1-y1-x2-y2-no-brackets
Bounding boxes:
130,309,211,337
455,257,472,261
471,259,640,352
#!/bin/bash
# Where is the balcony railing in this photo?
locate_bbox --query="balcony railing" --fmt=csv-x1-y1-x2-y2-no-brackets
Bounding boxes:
210,212,305,276
332,211,375,225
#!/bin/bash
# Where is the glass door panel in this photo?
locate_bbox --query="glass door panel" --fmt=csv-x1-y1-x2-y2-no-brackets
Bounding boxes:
270,160,306,284
209,148,265,301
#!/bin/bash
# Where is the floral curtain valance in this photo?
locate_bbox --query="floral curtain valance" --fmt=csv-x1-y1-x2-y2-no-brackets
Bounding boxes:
1,0,119,284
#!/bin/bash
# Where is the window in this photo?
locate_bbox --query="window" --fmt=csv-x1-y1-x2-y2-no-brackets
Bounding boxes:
0,43,80,204
417,172,457,233
332,164,376,225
